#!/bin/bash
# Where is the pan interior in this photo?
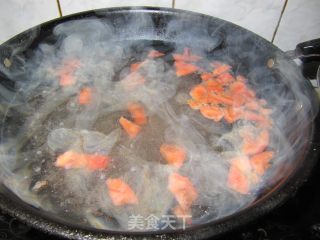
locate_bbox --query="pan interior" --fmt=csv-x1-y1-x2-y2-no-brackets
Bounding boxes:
0,9,316,234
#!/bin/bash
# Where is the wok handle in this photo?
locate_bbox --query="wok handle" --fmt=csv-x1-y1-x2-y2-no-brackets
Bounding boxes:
295,38,320,63
287,38,320,81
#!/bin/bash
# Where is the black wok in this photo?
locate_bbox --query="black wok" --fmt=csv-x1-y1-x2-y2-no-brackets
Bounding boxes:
0,7,319,240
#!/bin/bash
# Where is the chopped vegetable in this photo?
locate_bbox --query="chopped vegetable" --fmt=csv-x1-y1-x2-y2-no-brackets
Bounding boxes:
201,72,214,81
86,154,110,171
130,62,142,72
173,48,202,77
55,151,87,169
119,116,141,139
168,172,198,210
216,72,235,85
58,59,81,87
229,81,247,94
223,107,241,123
59,74,76,87
189,85,208,102
106,178,139,206
242,129,270,155
250,151,274,175
227,156,251,194
148,50,165,58
130,60,148,72
55,151,109,170
199,105,224,122
183,57,275,194
232,156,252,173
127,102,147,125
228,81,255,99
208,93,233,106
78,87,93,105
205,80,224,93
173,48,201,62
175,61,200,77
160,144,186,168
211,63,231,77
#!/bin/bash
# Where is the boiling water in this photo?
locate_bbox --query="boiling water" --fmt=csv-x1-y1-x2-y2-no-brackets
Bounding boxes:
0,17,315,232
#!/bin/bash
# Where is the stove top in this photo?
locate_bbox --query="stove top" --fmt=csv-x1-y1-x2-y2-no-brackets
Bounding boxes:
1,148,320,240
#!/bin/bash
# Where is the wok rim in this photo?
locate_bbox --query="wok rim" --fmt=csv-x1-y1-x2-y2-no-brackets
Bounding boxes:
0,6,319,240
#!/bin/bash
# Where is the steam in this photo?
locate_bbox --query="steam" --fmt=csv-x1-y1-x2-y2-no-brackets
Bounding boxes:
0,9,317,233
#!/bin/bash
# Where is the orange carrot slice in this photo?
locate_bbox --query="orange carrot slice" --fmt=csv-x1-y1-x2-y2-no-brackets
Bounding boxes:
119,116,141,139
250,151,274,176
229,81,247,94
59,74,76,87
242,129,269,155
208,93,233,106
205,80,224,93
55,151,109,171
216,72,235,85
55,151,87,169
127,102,147,125
58,59,81,87
175,61,200,77
120,72,145,91
78,87,92,105
231,155,252,173
160,144,186,168
224,107,241,123
173,48,201,62
224,107,235,123
199,105,224,122
211,63,231,76
229,81,255,101
106,178,139,206
227,156,251,194
189,85,208,102
130,62,141,72
201,72,214,81
86,154,110,171
130,60,149,73
168,172,198,210
148,50,165,58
